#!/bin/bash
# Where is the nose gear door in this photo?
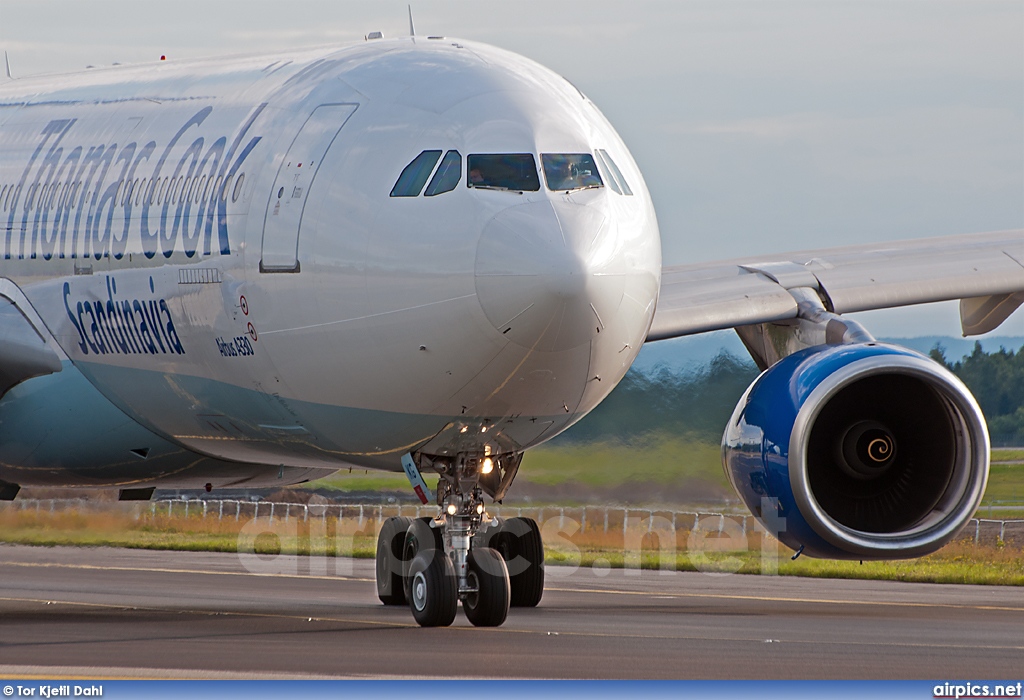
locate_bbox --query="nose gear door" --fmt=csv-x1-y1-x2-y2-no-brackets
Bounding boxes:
259,103,357,272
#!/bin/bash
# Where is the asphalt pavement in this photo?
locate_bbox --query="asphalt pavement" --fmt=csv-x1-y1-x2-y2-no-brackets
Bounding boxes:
0,544,1021,679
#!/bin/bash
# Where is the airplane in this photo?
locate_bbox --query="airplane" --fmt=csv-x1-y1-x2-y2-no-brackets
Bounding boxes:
1,29,1022,628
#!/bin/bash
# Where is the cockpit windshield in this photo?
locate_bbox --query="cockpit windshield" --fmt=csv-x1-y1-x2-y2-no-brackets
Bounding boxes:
467,154,540,192
541,154,603,192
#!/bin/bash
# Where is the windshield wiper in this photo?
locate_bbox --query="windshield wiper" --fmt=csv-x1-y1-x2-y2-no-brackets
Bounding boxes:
469,184,523,193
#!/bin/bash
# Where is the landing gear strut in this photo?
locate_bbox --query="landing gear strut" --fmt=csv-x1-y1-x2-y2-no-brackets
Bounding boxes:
375,451,540,627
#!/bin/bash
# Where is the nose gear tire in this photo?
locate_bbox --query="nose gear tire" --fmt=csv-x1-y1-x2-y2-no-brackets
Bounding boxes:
462,547,511,627
375,516,413,605
492,517,544,607
408,549,458,627
402,517,444,601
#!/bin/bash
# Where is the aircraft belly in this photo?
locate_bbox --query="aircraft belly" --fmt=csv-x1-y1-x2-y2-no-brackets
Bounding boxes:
0,361,323,488
47,360,582,473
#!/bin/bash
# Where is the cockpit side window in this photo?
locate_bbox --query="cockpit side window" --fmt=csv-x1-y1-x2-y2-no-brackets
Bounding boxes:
542,153,604,192
391,150,442,197
424,150,462,196
593,151,621,195
467,154,540,192
596,149,632,196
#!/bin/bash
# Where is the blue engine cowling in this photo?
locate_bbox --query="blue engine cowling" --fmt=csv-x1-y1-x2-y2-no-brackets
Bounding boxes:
723,343,989,560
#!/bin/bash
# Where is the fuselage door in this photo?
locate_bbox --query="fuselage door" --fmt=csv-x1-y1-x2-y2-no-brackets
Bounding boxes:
259,103,357,272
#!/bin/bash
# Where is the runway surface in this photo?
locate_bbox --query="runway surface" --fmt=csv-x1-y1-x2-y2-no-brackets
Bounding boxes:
0,544,1021,679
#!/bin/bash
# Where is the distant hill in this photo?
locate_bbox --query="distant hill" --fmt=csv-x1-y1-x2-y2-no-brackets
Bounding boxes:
632,331,1024,374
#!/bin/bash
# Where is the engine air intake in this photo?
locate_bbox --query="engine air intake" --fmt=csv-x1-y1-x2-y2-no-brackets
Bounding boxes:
723,343,989,560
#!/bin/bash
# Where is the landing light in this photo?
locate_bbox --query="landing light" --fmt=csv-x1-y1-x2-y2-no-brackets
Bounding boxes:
476,504,484,515
481,457,494,475
447,504,457,516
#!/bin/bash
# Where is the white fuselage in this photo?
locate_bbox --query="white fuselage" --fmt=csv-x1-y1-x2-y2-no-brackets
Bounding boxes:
0,37,660,485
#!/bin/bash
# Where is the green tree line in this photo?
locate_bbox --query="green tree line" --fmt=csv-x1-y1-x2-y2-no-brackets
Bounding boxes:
556,341,1024,446
930,342,1024,446
554,352,758,444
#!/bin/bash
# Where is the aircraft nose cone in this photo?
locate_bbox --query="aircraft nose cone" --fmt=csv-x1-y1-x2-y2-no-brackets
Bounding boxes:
475,200,626,352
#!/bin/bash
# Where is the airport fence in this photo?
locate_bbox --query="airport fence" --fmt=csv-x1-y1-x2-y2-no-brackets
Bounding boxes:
3,498,1023,548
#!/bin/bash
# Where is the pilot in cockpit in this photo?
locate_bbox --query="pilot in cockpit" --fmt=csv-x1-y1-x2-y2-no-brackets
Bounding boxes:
543,154,602,191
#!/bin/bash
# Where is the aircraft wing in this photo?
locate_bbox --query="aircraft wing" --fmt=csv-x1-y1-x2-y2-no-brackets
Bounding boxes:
648,229,1024,341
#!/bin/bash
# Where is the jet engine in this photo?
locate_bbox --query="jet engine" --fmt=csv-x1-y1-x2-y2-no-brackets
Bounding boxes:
722,343,989,559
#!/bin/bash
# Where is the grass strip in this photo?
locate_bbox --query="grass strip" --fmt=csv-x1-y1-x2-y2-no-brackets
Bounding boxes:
303,442,1024,510
992,448,1024,463
2,509,1020,586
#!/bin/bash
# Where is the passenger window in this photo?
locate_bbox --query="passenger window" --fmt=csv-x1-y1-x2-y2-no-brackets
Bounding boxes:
391,150,442,197
232,173,245,202
467,154,540,192
424,150,462,196
596,149,632,196
541,153,603,192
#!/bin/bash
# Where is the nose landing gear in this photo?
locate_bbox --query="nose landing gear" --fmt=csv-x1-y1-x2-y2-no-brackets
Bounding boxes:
375,451,540,627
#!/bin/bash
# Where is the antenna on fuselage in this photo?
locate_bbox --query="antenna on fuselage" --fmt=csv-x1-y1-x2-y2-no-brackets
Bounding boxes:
3,52,12,80
408,5,416,37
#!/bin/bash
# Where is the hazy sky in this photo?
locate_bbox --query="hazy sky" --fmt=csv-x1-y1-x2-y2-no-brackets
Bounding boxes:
1,1,1022,338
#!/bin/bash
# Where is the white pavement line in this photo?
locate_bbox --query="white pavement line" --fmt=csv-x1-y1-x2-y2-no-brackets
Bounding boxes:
545,585,1024,613
0,560,375,583
0,595,417,629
